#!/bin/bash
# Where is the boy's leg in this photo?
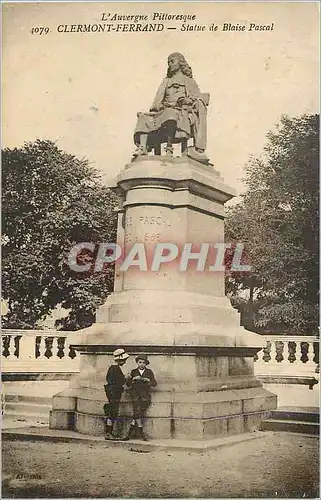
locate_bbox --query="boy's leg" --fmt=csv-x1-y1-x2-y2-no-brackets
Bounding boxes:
103,402,114,438
136,421,148,441
123,398,139,440
136,399,149,441
123,419,136,440
104,397,122,439
104,402,115,439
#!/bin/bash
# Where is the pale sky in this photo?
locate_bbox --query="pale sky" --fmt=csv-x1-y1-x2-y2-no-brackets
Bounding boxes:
2,1,319,194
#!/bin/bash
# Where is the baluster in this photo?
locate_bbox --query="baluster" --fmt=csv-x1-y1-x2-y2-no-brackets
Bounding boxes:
44,337,53,358
300,342,308,363
38,336,47,358
288,341,296,363
14,336,21,358
262,341,271,363
283,340,290,364
57,337,65,359
254,348,264,363
305,341,317,371
313,342,319,364
269,340,277,364
2,336,11,358
19,334,36,361
7,335,17,358
313,342,319,373
293,341,302,367
275,341,283,363
68,345,77,359
9,335,16,358
51,337,59,359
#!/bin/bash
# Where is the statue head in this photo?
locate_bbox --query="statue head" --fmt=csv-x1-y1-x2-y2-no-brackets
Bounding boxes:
167,53,193,78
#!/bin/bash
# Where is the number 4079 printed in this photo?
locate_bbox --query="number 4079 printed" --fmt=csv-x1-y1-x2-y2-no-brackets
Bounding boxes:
30,27,50,35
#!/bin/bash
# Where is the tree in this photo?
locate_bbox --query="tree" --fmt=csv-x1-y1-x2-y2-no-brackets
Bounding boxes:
2,140,118,330
225,114,319,334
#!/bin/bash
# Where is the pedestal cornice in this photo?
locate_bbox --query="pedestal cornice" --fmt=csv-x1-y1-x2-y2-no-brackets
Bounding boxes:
114,156,237,206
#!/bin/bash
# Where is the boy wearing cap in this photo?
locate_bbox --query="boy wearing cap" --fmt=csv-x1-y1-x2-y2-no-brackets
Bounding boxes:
125,354,157,441
104,348,129,440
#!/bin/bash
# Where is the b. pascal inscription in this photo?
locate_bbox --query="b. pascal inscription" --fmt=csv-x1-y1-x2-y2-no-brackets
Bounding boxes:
139,215,171,226
125,231,161,243
124,212,171,243
143,232,161,242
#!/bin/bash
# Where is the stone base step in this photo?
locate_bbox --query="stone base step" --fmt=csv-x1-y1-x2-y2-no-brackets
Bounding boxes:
4,410,49,423
269,407,319,423
2,380,71,401
5,394,53,405
5,401,52,416
2,425,268,453
260,418,319,435
3,394,52,424
258,375,319,389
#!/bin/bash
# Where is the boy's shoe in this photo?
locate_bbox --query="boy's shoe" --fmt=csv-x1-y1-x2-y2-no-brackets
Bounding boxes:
104,433,115,441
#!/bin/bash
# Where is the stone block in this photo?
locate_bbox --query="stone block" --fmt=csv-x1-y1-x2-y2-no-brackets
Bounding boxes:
203,417,228,438
49,410,75,430
241,390,277,413
173,418,204,440
76,397,107,416
75,412,105,436
141,402,172,418
143,417,172,439
226,415,245,436
229,356,254,376
244,411,271,432
52,395,77,411
172,402,203,419
195,356,230,378
203,399,242,418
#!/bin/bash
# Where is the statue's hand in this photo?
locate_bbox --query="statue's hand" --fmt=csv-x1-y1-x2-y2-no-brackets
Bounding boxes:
177,97,193,106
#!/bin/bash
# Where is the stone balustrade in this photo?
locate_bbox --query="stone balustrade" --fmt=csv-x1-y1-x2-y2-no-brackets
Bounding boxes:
1,329,79,374
254,335,319,377
1,329,319,377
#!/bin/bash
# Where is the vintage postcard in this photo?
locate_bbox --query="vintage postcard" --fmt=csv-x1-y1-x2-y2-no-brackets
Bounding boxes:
2,1,319,498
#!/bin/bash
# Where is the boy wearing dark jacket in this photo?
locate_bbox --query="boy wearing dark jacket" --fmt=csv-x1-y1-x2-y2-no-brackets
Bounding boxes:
104,348,129,440
124,354,157,441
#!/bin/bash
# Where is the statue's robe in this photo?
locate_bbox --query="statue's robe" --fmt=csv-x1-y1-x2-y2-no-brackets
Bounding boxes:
134,73,207,151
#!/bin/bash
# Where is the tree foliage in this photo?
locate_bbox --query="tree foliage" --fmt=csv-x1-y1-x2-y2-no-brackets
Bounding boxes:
225,114,319,334
2,140,118,330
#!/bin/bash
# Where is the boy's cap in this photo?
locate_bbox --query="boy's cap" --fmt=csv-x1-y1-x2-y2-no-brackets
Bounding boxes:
113,348,129,361
135,354,150,365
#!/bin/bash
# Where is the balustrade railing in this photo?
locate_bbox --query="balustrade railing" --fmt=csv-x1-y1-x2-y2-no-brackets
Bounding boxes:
2,329,80,373
1,330,319,378
254,335,319,377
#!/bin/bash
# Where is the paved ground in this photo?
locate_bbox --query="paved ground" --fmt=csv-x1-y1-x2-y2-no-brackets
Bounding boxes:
2,432,319,498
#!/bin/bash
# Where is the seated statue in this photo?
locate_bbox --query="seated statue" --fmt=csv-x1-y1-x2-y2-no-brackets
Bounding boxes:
133,52,209,163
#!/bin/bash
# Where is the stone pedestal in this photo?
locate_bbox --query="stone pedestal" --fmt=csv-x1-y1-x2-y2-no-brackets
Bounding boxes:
50,156,277,439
